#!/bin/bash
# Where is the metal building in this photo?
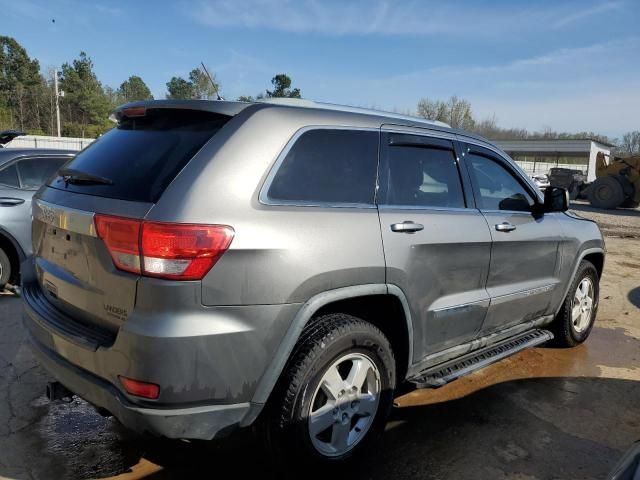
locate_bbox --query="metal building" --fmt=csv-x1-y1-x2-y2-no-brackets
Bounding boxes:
494,139,614,183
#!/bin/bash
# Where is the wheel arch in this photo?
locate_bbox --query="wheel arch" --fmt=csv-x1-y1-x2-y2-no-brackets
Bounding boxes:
555,247,605,316
243,284,414,424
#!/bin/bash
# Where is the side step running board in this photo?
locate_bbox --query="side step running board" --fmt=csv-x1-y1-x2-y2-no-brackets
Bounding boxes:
410,329,554,389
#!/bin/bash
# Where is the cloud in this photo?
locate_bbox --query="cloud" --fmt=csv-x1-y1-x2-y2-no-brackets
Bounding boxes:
553,0,623,28
190,0,627,36
296,37,640,136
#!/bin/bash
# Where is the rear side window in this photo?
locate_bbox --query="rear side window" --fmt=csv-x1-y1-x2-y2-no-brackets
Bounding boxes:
48,109,231,202
0,164,19,188
18,157,69,189
267,129,378,205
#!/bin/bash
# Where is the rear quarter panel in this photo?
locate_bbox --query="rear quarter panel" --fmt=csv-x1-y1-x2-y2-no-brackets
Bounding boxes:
149,106,387,306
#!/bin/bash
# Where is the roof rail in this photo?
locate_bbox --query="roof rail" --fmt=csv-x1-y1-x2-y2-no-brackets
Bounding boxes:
256,98,451,128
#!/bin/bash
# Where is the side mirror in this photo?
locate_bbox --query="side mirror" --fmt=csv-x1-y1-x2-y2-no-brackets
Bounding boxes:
543,186,569,213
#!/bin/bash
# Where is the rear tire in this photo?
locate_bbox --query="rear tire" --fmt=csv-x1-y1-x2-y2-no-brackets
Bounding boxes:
265,313,395,465
551,260,599,347
0,248,11,290
588,176,624,209
568,182,580,200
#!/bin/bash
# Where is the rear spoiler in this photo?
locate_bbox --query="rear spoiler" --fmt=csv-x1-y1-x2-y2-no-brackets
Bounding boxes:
0,130,26,147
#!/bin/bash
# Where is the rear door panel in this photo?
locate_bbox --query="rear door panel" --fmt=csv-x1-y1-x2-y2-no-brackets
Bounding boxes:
377,130,492,359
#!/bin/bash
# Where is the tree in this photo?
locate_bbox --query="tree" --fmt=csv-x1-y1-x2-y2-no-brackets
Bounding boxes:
266,74,301,98
117,75,153,103
417,95,474,130
59,52,113,135
166,66,220,100
237,95,254,102
166,76,194,99
189,68,219,100
620,131,640,155
0,36,47,132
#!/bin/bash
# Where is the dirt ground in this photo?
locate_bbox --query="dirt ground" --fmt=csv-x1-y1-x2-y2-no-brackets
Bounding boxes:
1,204,639,479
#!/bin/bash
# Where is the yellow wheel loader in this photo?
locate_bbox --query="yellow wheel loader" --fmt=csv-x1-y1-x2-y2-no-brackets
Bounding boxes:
588,152,640,209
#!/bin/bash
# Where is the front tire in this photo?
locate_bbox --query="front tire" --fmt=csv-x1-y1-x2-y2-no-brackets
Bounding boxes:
551,260,599,347
588,176,624,209
266,313,395,464
0,248,11,290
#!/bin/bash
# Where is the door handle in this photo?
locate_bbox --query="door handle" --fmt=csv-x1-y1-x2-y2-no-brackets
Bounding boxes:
391,221,424,233
0,197,25,206
495,222,516,232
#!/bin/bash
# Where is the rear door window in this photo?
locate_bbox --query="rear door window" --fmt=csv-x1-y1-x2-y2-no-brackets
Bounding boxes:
47,108,231,203
379,134,465,208
0,164,19,188
17,157,69,189
266,129,379,205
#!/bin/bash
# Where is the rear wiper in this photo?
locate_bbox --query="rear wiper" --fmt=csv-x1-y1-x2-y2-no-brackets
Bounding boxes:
59,168,113,186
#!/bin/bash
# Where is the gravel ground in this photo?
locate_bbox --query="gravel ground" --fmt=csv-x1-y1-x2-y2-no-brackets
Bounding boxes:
570,201,640,238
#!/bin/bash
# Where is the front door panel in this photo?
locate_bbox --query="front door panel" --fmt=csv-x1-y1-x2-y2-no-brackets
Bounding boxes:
461,144,562,335
481,211,561,332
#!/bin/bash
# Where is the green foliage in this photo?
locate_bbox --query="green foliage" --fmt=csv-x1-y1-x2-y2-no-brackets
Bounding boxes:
117,75,153,103
0,36,53,133
59,52,113,130
62,120,113,138
166,67,219,100
166,76,195,99
189,68,219,99
237,95,254,102
266,73,301,98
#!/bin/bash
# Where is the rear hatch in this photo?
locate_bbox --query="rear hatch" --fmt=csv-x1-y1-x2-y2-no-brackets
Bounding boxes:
31,105,234,337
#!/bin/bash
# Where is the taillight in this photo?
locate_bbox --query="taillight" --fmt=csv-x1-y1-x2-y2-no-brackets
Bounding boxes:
94,215,141,274
95,214,234,280
141,223,234,280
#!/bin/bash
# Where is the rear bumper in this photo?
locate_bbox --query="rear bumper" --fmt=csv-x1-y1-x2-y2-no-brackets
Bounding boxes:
21,258,300,439
28,329,249,439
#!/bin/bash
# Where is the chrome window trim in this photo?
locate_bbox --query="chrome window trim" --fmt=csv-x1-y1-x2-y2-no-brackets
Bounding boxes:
259,125,380,209
381,124,457,141
377,204,474,213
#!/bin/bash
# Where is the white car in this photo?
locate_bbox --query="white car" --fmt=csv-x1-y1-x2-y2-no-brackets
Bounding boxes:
531,173,550,189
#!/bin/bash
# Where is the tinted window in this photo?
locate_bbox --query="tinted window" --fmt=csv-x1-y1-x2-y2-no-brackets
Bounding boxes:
0,164,19,188
267,129,378,205
48,109,230,202
18,157,68,189
468,154,533,212
383,145,465,208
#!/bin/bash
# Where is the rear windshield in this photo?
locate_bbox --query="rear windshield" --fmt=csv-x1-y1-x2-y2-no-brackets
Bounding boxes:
48,108,231,202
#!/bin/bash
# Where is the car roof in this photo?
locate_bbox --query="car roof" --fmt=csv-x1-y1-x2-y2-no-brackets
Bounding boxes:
113,98,496,147
0,148,75,166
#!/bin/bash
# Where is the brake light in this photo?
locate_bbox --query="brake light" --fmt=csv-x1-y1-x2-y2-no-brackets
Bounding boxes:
121,106,146,117
95,214,234,280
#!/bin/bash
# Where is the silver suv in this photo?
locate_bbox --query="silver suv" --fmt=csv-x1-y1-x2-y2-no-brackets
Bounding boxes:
23,99,604,463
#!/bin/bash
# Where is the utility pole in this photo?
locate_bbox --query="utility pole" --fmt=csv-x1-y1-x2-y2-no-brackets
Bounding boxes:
54,69,61,137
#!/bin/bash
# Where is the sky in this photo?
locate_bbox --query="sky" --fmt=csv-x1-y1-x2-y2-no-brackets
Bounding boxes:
1,0,639,138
